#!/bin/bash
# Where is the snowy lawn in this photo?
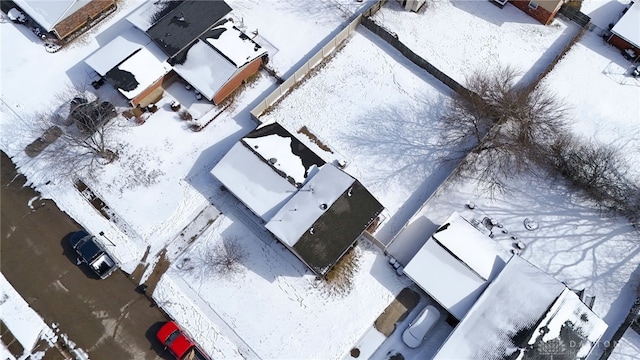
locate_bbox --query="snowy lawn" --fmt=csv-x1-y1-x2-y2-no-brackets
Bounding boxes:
609,328,640,360
0,274,58,360
373,0,580,86
155,213,409,360
539,30,640,179
260,26,460,245
226,0,370,76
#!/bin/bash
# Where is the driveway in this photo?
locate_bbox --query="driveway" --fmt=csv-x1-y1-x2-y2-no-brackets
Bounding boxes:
1,151,171,359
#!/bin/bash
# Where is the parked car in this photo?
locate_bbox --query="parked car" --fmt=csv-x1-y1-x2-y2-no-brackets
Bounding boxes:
157,321,211,360
622,48,638,61
632,65,640,78
7,8,26,23
69,231,118,279
402,305,441,348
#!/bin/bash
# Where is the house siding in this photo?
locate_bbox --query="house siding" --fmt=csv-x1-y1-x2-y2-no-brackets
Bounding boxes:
608,33,640,54
131,71,176,107
52,0,115,39
213,56,264,105
509,0,561,25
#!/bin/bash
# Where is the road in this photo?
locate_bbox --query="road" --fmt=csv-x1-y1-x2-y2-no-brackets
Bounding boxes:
1,151,171,360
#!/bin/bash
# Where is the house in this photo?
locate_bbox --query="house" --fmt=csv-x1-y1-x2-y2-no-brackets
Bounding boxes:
84,0,267,107
211,122,384,276
402,212,513,320
84,27,173,107
509,0,566,25
434,255,607,359
85,1,268,106
13,0,115,40
139,0,266,105
171,18,267,105
607,1,640,55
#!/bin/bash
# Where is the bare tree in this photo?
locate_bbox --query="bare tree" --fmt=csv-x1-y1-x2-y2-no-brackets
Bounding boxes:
440,66,569,194
201,237,247,277
550,134,640,227
25,87,121,176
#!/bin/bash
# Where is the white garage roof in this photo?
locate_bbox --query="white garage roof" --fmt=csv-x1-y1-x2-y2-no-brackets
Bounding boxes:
84,27,152,76
403,212,512,320
611,1,640,48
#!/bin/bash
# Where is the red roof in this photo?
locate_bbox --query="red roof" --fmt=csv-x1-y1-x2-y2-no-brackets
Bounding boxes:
156,321,195,359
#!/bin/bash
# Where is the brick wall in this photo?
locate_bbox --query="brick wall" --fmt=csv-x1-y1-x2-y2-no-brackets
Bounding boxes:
213,57,264,105
608,34,640,54
53,0,115,40
509,0,557,25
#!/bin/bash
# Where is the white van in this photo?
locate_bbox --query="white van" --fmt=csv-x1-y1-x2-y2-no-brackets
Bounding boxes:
402,305,441,348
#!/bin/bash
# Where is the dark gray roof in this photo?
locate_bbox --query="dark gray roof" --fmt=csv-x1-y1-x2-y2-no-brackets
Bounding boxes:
293,181,384,276
146,0,232,58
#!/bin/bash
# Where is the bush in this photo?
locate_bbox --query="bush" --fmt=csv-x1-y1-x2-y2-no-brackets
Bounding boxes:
179,110,192,121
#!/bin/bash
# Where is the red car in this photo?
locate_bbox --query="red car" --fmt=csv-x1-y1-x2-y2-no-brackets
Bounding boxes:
156,321,210,360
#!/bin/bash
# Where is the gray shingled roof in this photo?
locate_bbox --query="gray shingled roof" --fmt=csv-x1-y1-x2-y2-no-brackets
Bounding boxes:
147,0,232,58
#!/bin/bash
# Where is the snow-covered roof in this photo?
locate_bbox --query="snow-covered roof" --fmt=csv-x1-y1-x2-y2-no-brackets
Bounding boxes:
211,123,327,221
211,142,297,221
403,212,512,320
243,123,325,187
172,40,237,102
13,0,82,31
611,1,640,48
404,239,487,320
84,27,152,76
265,164,354,247
432,212,512,280
172,20,267,102
103,44,171,101
204,19,267,68
125,1,165,32
434,256,607,359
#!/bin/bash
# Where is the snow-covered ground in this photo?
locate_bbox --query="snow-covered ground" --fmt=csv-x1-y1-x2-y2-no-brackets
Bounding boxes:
373,0,580,86
0,274,58,360
610,327,640,360
540,30,640,179
1,0,639,359
156,214,408,359
260,26,458,245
